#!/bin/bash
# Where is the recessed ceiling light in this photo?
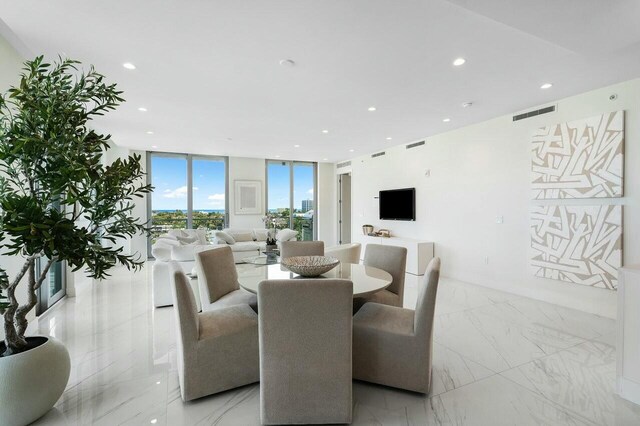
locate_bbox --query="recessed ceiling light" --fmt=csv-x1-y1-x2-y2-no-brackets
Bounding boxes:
155,381,161,385
386,137,392,140
275,155,281,158
122,62,136,70
138,107,147,112
146,131,154,135
453,58,466,66
443,118,451,122
349,149,355,152
321,129,329,134
294,144,300,148
151,145,158,149
462,102,473,108
150,419,157,425
540,83,553,89
368,106,377,111
279,59,295,67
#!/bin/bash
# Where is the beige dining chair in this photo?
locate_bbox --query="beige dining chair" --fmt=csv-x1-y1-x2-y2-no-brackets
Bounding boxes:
195,246,258,312
258,278,353,425
353,244,407,312
169,261,260,401
325,242,361,264
280,240,325,259
352,257,441,394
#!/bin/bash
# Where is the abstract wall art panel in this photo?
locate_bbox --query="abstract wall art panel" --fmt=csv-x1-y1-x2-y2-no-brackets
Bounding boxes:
531,111,624,199
530,204,622,290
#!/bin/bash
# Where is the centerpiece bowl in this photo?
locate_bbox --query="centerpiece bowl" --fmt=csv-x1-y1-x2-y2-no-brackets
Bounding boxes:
281,256,340,277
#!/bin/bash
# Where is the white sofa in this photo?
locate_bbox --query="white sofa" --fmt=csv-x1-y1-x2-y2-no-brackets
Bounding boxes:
212,228,297,263
151,229,215,308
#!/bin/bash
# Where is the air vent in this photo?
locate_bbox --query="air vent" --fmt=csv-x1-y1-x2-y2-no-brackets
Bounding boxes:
371,151,386,158
337,161,351,168
406,140,425,149
513,105,556,122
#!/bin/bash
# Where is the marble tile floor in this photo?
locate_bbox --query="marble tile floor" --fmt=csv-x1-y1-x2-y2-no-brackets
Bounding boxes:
30,263,640,425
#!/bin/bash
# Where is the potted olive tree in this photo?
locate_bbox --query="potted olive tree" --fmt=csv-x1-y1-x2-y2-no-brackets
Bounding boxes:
0,57,151,426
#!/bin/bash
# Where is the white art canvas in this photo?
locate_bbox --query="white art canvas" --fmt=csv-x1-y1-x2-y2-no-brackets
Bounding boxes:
531,111,624,199
530,204,622,290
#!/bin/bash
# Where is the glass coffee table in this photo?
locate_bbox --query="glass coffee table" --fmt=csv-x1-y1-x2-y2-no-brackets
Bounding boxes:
244,249,280,265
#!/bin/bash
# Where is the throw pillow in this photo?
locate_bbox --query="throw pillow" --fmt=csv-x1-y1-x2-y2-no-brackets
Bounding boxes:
277,228,297,242
215,231,236,245
177,235,198,245
253,229,269,242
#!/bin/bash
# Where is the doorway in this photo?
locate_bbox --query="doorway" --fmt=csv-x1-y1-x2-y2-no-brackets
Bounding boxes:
338,173,351,244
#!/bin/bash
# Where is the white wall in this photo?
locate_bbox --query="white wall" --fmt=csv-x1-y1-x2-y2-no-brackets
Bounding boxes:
317,162,337,247
349,78,640,319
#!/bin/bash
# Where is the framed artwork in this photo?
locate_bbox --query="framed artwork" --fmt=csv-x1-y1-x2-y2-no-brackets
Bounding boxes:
531,111,624,199
530,204,622,290
234,180,262,215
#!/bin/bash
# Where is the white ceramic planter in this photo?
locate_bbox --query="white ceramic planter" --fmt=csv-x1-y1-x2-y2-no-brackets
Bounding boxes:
0,336,70,426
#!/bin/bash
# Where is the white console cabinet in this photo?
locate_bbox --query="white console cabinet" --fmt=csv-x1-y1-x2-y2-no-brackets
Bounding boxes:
617,265,640,405
355,235,434,276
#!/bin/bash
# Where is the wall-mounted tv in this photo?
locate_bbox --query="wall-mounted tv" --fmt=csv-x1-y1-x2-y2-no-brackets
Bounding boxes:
379,188,415,221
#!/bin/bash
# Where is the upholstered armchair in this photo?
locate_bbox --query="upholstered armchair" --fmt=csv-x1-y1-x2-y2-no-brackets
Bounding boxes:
352,257,441,394
169,262,260,401
258,278,353,424
195,246,258,312
353,244,407,312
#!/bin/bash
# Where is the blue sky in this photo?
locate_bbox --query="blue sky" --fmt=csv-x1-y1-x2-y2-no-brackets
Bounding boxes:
151,157,314,211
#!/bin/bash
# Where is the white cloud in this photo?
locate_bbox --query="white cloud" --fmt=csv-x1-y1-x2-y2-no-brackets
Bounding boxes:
163,186,198,198
208,193,225,206
307,188,314,195
163,186,188,198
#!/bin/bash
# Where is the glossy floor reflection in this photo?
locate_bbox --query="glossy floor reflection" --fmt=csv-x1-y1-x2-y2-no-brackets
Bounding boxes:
32,263,640,425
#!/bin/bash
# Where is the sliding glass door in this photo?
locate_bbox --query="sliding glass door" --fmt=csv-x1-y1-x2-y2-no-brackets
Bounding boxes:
266,160,317,240
148,153,228,246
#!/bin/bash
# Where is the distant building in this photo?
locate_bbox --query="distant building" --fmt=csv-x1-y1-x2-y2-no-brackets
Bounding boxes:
302,199,313,212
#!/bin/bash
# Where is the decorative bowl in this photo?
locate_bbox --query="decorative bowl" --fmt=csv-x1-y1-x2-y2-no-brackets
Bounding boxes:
281,255,340,277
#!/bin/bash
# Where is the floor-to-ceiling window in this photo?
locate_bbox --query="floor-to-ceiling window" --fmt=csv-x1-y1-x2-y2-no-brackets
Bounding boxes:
148,153,228,246
266,160,317,240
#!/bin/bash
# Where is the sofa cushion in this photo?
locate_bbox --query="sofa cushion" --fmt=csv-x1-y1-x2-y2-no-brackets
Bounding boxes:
156,237,180,247
226,229,254,242
171,244,197,261
215,230,236,245
177,235,198,245
231,241,260,252
151,244,172,261
277,228,297,242
253,229,269,241
157,233,177,241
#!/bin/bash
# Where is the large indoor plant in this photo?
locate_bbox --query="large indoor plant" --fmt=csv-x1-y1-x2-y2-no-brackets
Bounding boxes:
0,56,151,425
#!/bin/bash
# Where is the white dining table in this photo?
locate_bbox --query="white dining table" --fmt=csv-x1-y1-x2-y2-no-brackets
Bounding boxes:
238,262,392,298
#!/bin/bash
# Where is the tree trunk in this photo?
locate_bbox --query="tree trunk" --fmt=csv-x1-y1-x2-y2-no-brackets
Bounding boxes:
3,284,27,356
2,257,35,356
15,258,55,338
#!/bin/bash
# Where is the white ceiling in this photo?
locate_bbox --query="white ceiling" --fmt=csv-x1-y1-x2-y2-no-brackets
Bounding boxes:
1,0,640,163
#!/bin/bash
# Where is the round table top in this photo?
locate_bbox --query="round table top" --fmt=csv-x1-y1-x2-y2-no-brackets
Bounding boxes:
238,262,392,298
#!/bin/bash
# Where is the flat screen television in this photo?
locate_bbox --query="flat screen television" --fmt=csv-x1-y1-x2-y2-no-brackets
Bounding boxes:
379,188,415,221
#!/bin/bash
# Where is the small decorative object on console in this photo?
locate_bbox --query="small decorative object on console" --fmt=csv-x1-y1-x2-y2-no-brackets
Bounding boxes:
362,224,374,235
379,229,391,238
